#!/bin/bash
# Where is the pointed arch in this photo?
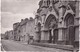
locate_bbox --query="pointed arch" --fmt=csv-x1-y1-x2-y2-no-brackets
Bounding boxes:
44,14,57,29
64,13,75,45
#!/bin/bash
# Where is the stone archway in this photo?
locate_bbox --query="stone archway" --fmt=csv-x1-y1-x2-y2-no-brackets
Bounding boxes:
44,14,58,43
64,13,75,45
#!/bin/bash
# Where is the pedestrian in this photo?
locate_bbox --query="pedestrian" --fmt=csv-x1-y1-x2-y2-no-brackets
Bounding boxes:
27,33,30,44
30,36,34,43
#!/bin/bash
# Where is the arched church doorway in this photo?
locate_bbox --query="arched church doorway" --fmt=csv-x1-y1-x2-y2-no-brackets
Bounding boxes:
65,13,75,45
45,14,58,43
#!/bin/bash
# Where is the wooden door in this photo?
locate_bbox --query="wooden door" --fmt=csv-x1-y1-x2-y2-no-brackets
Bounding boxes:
53,29,58,43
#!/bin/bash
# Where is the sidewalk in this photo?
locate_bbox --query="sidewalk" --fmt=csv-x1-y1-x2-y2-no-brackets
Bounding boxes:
12,40,79,52
31,42,79,52
13,41,73,52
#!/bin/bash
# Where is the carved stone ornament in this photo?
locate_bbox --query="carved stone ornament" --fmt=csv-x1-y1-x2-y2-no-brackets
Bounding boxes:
49,19,57,29
49,6,52,12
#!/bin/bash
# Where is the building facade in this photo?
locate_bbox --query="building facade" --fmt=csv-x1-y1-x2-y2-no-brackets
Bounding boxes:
5,31,9,39
13,17,36,42
35,0,79,48
7,30,14,40
13,22,20,41
25,17,36,40
1,33,6,39
19,18,28,41
4,30,14,40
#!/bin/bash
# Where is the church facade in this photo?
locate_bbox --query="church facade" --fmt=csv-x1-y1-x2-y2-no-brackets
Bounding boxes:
35,0,79,48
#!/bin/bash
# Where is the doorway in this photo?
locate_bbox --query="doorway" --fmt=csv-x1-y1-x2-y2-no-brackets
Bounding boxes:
65,13,75,45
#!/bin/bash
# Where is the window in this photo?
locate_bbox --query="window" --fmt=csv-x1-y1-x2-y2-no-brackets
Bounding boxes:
19,30,20,33
66,15,74,27
53,0,59,4
47,0,50,6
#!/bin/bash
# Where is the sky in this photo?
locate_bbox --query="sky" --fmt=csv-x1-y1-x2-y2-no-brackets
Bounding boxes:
1,0,40,34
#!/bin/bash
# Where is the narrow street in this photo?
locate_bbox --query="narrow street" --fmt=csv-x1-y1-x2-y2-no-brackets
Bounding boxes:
1,39,73,52
1,39,53,51
1,39,47,51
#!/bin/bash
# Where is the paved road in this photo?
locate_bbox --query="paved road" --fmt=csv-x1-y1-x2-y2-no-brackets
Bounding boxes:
1,39,46,51
1,39,53,51
1,39,73,52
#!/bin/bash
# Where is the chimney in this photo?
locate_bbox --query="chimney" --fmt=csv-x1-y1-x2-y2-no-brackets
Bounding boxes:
21,19,23,21
30,17,33,20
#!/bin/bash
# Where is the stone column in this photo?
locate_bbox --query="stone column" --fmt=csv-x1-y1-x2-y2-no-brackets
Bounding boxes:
41,30,49,43
58,4,66,44
41,15,49,43
74,1,79,47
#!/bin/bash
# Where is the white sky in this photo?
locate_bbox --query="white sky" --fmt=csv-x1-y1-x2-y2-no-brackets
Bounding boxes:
1,0,40,34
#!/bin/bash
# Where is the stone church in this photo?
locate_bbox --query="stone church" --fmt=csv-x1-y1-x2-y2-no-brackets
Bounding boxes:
35,0,79,48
